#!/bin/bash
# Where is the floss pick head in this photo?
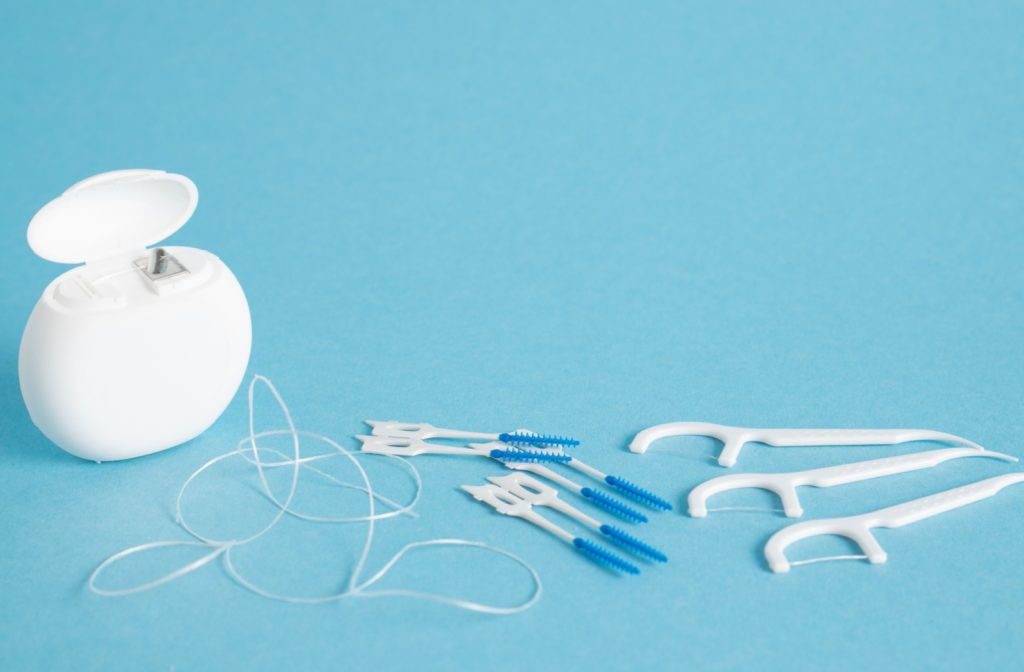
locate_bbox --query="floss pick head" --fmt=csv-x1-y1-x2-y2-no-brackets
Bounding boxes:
764,472,1024,573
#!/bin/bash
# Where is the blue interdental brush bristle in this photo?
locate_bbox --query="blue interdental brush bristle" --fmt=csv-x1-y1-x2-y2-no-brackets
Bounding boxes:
498,432,580,449
572,538,640,575
490,448,572,464
599,525,668,562
484,472,667,562
580,487,648,523
463,481,641,577
561,457,673,512
605,475,673,511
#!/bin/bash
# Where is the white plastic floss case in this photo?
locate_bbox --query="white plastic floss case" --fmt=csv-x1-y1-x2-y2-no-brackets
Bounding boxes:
18,170,252,462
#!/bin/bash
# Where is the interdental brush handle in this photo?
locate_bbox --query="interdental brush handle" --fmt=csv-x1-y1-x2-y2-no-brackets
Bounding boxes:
462,483,640,574
689,448,1017,517
523,510,575,542
367,422,579,448
550,498,602,528
487,473,603,527
764,473,1024,573
629,422,986,467
356,435,486,457
567,457,605,480
473,443,650,523
461,484,575,541
487,473,669,563
366,421,497,442
507,461,582,491
517,467,652,523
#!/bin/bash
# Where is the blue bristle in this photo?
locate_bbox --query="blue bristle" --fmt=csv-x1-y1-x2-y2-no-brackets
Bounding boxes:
600,524,668,562
581,487,648,523
498,432,580,448
605,475,673,511
573,538,640,575
489,448,571,463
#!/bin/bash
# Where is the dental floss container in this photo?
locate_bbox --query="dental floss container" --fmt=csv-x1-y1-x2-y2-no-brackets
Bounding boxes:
18,169,252,462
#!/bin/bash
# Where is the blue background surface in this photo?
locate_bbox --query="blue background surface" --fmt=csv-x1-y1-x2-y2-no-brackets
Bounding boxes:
2,2,1022,670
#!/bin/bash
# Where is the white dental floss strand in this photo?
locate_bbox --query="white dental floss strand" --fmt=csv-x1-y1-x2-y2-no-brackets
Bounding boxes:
89,375,541,614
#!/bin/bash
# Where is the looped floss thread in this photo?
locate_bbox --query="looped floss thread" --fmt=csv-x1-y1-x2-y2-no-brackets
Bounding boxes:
88,375,542,614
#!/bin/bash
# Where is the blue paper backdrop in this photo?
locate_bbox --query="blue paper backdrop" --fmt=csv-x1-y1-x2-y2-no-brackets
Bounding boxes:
2,2,1022,670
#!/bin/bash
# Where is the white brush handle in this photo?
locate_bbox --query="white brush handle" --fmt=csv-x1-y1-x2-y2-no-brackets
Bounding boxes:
519,509,575,543
510,462,583,493
462,483,575,542
357,435,486,457
566,457,606,480
487,474,602,528
366,420,496,441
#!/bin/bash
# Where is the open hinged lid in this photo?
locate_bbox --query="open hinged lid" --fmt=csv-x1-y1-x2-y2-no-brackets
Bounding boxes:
27,169,198,264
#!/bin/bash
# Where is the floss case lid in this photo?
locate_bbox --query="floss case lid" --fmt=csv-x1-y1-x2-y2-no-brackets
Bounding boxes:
27,169,198,264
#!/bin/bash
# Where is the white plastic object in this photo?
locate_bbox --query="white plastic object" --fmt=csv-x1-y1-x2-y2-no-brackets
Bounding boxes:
628,422,985,467
689,448,1016,517
356,435,494,457
488,473,669,563
461,483,575,542
764,473,1024,573
474,443,589,492
366,420,499,442
18,170,252,461
487,473,602,529
357,435,589,494
366,428,663,512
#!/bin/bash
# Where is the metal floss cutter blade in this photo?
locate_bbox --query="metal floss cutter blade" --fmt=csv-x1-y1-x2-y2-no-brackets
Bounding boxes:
461,482,640,575
764,473,1024,573
18,170,252,461
688,447,1017,517
628,422,986,468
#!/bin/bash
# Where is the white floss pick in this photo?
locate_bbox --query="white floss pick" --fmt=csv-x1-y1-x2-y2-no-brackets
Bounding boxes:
89,375,542,614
